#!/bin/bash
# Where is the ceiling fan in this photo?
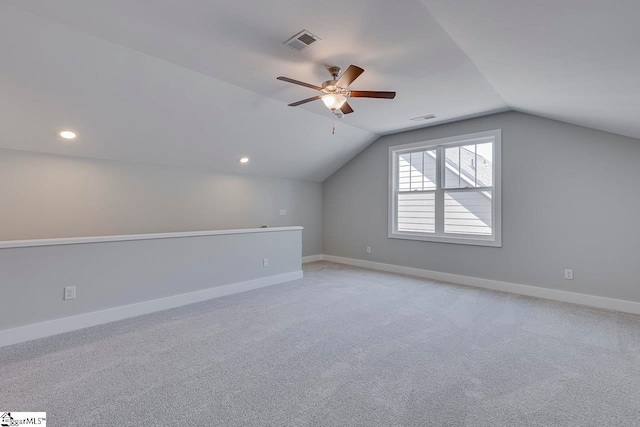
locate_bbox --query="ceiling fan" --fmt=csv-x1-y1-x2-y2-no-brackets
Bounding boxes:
277,65,396,115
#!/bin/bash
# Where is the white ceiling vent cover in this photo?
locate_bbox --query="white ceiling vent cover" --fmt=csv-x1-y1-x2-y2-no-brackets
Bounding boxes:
284,30,320,52
410,114,437,122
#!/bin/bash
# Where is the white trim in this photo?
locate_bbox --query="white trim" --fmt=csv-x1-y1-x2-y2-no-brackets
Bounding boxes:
302,254,323,263
321,255,640,316
388,129,502,247
0,226,304,250
0,270,303,348
387,231,501,247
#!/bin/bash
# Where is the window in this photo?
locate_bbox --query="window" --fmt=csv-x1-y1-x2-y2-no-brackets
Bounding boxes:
388,130,501,247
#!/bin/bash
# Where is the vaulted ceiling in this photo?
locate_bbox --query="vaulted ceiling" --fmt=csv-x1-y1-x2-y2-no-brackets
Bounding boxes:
1,0,638,181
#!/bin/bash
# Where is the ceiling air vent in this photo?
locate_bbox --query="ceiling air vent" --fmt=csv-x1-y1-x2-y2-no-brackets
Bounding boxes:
284,30,321,52
410,114,437,122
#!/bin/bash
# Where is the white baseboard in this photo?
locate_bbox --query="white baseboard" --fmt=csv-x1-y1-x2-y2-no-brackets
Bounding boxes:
322,255,640,316
0,270,303,348
302,254,323,263
5,255,638,348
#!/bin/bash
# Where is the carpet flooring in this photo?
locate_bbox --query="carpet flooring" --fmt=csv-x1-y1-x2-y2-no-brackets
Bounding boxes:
2,261,640,426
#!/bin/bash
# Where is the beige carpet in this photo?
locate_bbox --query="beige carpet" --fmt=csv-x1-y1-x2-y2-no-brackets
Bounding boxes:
2,261,640,426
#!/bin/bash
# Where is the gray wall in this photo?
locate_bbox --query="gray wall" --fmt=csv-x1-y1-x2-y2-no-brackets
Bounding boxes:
0,229,301,331
0,149,322,256
323,112,640,302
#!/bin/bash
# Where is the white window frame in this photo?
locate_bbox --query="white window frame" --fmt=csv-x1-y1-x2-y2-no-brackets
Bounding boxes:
388,129,502,247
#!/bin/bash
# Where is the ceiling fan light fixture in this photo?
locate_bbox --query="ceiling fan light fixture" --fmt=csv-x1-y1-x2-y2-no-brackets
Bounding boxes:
278,64,395,115
321,94,347,111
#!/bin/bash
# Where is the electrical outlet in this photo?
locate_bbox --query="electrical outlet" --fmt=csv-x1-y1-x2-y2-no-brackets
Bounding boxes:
366,246,371,254
565,269,574,280
64,286,76,300
263,258,269,267
279,209,287,216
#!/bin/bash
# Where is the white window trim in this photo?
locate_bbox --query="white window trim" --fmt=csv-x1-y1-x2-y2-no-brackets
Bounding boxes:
388,129,502,247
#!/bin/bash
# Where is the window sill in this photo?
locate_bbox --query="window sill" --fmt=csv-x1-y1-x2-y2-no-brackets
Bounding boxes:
388,231,502,247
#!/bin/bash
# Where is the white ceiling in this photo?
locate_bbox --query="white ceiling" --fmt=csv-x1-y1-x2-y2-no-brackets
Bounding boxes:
0,3,376,182
1,1,638,181
421,0,640,140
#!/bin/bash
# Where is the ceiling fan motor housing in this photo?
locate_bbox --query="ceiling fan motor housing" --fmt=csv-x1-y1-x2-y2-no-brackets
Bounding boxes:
323,67,348,94
322,80,345,93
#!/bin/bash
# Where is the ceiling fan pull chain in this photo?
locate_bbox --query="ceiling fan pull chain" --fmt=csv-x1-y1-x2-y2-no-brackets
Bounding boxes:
332,121,336,135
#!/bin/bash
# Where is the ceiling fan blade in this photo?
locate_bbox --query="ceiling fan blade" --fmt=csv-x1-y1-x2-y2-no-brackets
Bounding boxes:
277,76,322,91
340,102,354,114
349,90,396,99
288,95,321,107
336,65,364,88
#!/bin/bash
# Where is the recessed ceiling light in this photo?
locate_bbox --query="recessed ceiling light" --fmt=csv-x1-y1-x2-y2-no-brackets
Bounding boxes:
238,157,250,164
59,130,77,140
